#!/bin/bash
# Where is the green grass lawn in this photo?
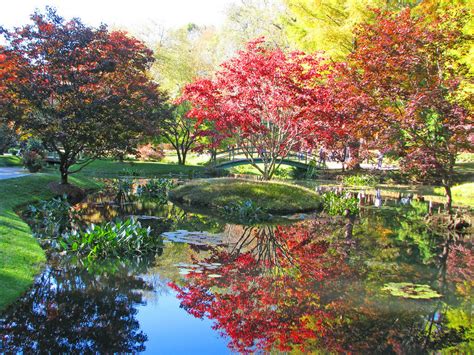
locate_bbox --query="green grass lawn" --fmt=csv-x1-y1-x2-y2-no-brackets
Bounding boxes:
73,158,205,177
0,155,22,167
160,151,211,166
169,178,321,214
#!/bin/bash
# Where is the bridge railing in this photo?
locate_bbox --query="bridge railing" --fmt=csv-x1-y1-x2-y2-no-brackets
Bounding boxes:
44,151,86,165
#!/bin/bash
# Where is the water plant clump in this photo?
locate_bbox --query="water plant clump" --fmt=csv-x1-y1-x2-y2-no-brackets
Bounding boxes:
342,174,378,187
113,177,134,204
221,199,271,223
27,195,80,239
321,191,359,216
59,218,162,259
136,178,174,203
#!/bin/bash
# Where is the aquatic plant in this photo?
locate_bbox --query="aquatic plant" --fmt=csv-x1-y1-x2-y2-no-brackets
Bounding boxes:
342,174,378,187
113,177,134,204
136,178,174,203
221,199,270,223
382,282,442,299
59,218,162,259
27,195,80,238
321,191,359,216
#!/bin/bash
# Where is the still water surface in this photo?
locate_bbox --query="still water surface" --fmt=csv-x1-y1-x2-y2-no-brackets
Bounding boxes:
1,191,472,353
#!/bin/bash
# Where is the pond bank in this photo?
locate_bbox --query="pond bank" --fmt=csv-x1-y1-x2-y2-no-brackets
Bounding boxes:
0,173,101,310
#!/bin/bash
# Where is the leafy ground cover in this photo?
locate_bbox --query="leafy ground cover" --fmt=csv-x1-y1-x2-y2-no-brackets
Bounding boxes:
169,178,321,214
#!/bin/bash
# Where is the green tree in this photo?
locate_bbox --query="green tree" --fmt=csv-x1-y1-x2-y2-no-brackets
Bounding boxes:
221,0,289,50
152,24,218,97
152,24,222,164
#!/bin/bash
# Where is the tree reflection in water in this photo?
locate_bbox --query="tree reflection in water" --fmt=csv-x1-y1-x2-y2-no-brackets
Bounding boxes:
0,258,153,353
1,196,472,353
171,212,473,353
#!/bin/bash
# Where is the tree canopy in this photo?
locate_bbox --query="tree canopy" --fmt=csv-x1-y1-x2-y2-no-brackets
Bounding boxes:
0,8,167,183
330,8,472,208
181,39,341,180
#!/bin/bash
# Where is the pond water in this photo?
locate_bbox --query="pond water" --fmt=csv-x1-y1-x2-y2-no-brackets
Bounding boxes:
1,187,473,353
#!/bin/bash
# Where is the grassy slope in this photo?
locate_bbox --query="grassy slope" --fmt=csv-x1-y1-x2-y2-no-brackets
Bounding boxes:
169,178,321,214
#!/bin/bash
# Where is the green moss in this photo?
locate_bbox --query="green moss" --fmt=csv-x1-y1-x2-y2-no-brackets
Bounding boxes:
169,178,321,214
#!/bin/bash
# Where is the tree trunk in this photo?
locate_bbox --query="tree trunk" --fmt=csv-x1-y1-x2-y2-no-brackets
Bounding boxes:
262,170,272,180
210,149,217,165
175,146,184,165
180,148,187,165
444,184,452,212
59,157,69,185
60,169,68,184
348,141,361,170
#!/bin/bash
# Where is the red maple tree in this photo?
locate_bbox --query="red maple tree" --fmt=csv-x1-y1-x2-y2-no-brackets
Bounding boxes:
1,8,167,184
330,9,472,208
180,39,341,180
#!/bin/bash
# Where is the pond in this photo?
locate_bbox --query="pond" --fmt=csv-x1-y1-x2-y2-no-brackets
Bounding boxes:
1,183,473,353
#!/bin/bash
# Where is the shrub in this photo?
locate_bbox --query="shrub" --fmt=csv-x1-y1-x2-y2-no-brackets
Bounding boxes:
136,143,164,161
205,167,229,177
59,218,162,259
8,147,20,156
321,191,359,216
342,174,378,187
22,138,46,172
22,150,44,172
112,177,134,204
221,199,270,223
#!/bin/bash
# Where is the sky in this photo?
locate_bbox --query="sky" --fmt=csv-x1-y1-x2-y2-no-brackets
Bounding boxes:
0,0,237,39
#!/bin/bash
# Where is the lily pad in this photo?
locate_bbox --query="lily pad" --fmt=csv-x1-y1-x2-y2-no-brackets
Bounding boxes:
382,282,442,299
